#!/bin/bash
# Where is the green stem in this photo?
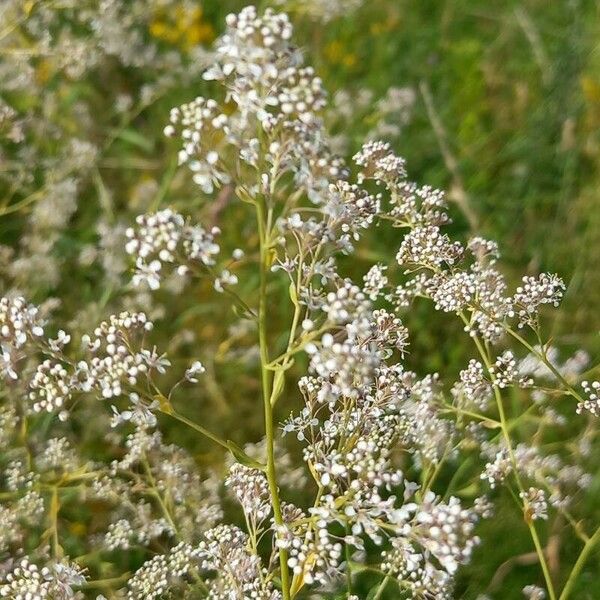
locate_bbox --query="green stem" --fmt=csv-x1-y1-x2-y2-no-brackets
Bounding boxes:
345,524,353,596
441,404,499,425
373,574,391,600
502,324,584,404
256,199,291,600
142,456,178,535
270,284,303,407
460,312,557,600
0,188,45,216
160,405,230,451
78,573,132,589
266,326,328,369
559,525,600,600
49,485,62,558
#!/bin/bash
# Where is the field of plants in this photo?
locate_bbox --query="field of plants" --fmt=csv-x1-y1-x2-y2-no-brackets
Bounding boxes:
1,1,600,598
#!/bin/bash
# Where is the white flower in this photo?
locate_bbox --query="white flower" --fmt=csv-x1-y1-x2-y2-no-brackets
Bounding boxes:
185,361,206,383
132,258,161,290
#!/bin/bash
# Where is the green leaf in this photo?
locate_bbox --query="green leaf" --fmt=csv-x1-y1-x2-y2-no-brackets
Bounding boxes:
227,440,267,471
110,128,155,152
232,303,255,320
271,370,286,406
454,482,479,498
289,281,299,307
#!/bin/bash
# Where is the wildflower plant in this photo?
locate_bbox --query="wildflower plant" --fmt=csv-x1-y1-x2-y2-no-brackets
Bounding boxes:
0,4,599,600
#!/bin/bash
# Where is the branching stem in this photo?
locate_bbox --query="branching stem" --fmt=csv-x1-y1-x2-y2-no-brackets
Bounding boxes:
460,312,557,600
256,198,291,599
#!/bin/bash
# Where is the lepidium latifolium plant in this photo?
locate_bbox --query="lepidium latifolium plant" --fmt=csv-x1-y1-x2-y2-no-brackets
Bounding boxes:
1,6,599,600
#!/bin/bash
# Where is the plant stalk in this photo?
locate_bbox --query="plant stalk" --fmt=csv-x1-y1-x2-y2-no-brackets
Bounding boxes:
559,525,600,600
256,199,291,599
460,313,557,600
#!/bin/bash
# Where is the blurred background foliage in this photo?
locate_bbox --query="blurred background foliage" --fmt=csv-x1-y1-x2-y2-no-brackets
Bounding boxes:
2,0,600,597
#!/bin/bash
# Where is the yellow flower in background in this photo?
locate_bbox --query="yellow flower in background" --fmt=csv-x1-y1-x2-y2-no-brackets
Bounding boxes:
149,4,215,51
370,13,399,35
581,77,600,104
324,40,344,63
580,76,600,132
342,54,357,68
35,58,52,85
324,40,357,71
68,522,87,536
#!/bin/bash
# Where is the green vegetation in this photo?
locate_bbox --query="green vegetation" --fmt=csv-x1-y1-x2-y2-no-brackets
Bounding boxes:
1,1,600,598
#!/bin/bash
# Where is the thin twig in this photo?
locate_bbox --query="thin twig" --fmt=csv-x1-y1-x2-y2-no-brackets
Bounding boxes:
514,7,552,86
419,80,479,230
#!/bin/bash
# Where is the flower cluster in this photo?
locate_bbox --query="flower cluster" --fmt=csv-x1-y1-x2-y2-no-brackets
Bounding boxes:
125,209,221,290
512,274,565,328
225,464,271,524
396,226,463,269
578,380,600,416
354,140,407,185
452,359,492,410
160,3,346,209
194,525,279,599
523,585,547,600
480,448,513,489
126,542,197,600
0,558,86,599
489,351,533,389
164,97,231,193
0,296,44,380
520,487,549,521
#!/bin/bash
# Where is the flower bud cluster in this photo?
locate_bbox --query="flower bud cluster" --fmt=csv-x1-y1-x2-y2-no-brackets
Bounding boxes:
414,492,480,574
512,274,565,328
363,264,388,300
80,312,161,400
283,505,343,586
306,330,380,399
321,280,371,324
354,140,407,185
381,537,452,599
127,541,196,600
391,181,450,227
0,296,44,380
426,272,477,313
577,380,600,416
225,464,271,523
28,360,71,414
523,584,547,600
0,558,86,599
490,351,533,389
520,487,548,521
325,181,380,243
452,359,491,411
396,226,463,269
398,374,454,463
480,448,512,488
35,437,79,473
164,97,231,194
126,209,221,290
194,525,279,598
